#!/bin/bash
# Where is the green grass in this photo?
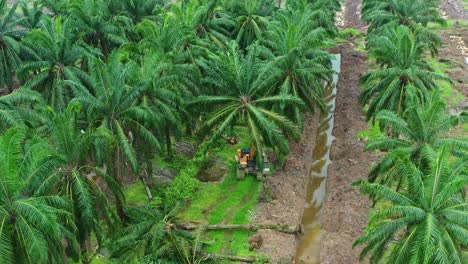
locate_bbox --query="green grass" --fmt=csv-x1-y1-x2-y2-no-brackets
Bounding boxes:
181,159,262,258
124,181,148,206
91,257,115,264
427,58,465,105
427,19,468,30
179,128,266,260
357,122,384,141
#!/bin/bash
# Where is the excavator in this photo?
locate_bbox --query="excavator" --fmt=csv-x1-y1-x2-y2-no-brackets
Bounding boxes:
235,144,270,180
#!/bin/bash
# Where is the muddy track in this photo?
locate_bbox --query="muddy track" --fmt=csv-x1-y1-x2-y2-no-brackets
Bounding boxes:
319,0,377,263
252,114,319,263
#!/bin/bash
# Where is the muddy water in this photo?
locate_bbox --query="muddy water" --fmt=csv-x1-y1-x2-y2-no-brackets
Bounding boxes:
294,54,341,263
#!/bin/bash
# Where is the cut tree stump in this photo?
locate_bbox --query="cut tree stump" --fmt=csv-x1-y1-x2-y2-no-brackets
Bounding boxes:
176,223,301,234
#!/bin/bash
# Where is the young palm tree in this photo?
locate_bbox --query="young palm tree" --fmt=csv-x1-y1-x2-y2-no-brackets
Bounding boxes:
0,0,27,93
261,7,333,127
17,16,92,110
192,42,302,166
359,26,450,120
366,95,468,188
0,128,78,264
353,148,468,264
69,0,127,59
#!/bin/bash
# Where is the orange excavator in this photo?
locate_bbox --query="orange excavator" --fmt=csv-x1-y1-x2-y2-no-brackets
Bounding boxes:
235,144,270,180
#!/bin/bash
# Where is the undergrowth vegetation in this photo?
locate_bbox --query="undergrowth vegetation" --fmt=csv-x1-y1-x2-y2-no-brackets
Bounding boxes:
0,0,341,263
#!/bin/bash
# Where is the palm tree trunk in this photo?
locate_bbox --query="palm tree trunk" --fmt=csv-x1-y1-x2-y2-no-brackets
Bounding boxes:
165,124,172,160
116,198,127,226
396,177,402,192
113,148,127,225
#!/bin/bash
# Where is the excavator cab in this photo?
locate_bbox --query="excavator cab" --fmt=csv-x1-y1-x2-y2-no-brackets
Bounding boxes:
235,144,270,180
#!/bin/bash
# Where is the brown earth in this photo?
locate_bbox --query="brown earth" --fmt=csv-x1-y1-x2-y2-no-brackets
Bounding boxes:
319,0,375,263
440,0,468,20
252,0,372,263
252,113,319,263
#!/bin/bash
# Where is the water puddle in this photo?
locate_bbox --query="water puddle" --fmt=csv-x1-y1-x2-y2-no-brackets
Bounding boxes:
294,54,341,263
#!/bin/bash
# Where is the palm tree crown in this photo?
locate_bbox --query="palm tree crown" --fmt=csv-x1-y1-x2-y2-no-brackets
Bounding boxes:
192,42,302,166
353,148,468,264
359,26,450,120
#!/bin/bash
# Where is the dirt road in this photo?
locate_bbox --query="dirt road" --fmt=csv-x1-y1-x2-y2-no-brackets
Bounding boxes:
319,0,376,263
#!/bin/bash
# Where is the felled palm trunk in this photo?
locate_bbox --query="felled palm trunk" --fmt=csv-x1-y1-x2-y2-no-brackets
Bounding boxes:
176,223,301,234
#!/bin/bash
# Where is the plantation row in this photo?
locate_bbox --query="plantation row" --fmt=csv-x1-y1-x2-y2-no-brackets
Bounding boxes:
353,0,467,263
0,0,341,263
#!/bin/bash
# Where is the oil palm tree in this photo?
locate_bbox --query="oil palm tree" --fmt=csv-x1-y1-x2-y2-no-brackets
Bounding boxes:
139,54,188,159
38,103,123,260
114,0,166,25
0,0,27,93
0,128,78,264
38,0,70,17
261,7,333,127
192,42,302,166
291,0,341,37
353,148,468,264
19,0,44,30
362,0,445,32
171,0,235,48
366,95,468,189
111,204,206,263
359,26,450,121
69,0,127,59
74,58,161,196
224,0,276,49
0,89,47,130
17,16,92,110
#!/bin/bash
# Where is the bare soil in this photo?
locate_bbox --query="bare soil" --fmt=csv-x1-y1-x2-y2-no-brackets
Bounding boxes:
319,44,372,264
319,0,377,263
252,0,373,262
440,0,468,20
252,113,319,263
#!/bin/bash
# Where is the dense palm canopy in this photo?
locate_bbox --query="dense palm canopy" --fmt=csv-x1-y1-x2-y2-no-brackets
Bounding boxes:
226,0,276,49
69,0,127,59
0,1,26,93
261,7,333,127
3,0,466,262
354,149,468,264
0,128,76,264
42,104,123,259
